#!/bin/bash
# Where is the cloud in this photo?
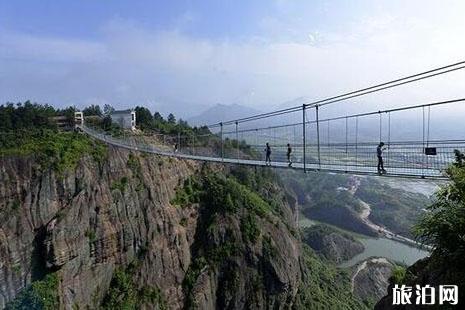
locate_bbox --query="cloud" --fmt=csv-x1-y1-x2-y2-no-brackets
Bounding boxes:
1,1,465,119
0,30,107,63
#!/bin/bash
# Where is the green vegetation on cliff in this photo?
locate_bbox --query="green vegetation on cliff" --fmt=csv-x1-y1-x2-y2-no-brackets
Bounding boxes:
5,273,59,310
414,150,465,259
101,264,167,310
179,167,293,308
0,102,107,173
293,246,368,309
1,130,107,173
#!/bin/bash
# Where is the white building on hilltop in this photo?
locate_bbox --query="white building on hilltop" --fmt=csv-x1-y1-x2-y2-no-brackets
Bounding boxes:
110,110,136,131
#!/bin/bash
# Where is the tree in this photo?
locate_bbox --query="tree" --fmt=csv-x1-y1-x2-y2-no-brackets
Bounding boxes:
135,106,154,130
167,113,176,124
153,112,164,122
0,101,57,130
178,119,188,127
102,115,112,130
103,104,115,116
414,150,465,260
82,104,102,117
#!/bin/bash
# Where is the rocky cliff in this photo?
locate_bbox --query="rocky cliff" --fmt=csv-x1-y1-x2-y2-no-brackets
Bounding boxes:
0,144,301,309
351,257,395,307
1,143,367,309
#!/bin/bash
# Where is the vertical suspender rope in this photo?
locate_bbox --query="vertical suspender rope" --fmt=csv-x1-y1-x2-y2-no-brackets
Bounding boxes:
327,120,330,164
345,116,348,172
293,125,296,153
255,129,258,159
302,105,306,172
427,106,431,148
422,106,425,148
235,121,239,161
345,117,348,152
379,111,382,143
355,116,359,166
316,105,321,170
427,106,432,171
327,120,330,148
273,127,276,160
387,112,391,168
422,106,425,178
388,112,391,147
220,122,224,161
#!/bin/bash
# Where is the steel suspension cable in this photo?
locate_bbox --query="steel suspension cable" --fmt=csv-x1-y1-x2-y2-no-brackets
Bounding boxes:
207,60,465,127
316,64,465,108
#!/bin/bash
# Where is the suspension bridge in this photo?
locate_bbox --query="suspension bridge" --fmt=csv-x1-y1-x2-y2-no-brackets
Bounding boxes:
78,61,465,180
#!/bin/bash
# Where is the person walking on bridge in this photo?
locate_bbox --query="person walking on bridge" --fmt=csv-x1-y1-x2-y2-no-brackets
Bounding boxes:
377,142,386,174
287,143,292,167
265,143,272,166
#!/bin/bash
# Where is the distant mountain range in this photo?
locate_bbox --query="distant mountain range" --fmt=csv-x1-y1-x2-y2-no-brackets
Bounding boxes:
187,103,263,127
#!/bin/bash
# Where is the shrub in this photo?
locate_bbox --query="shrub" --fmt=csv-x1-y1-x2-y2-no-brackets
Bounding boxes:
6,272,59,310
390,266,407,285
111,177,129,192
241,213,260,243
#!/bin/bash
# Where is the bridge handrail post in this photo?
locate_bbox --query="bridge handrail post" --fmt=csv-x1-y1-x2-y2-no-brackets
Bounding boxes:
316,105,321,170
302,104,306,173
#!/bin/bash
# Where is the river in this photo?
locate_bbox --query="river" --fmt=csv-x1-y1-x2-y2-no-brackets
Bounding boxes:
299,216,430,268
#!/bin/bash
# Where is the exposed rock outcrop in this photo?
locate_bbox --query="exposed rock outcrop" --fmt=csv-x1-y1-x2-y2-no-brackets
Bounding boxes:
301,224,364,264
351,257,395,306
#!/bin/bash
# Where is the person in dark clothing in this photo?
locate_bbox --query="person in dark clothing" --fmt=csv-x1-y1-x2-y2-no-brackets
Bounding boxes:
377,142,386,174
287,143,292,167
265,143,271,165
174,143,178,153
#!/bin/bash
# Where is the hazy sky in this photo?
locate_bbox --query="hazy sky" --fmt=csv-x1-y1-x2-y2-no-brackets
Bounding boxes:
1,0,465,118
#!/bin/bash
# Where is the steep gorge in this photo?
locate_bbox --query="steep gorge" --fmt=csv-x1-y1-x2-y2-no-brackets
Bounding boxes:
0,143,366,309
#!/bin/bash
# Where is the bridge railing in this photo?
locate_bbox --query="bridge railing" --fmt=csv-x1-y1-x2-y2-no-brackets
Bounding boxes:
79,98,465,179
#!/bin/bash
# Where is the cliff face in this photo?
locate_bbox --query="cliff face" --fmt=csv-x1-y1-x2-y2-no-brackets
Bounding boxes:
0,146,301,309
351,257,395,307
301,225,364,264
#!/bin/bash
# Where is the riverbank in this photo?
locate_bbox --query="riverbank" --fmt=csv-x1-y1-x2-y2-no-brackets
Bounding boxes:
299,215,430,268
